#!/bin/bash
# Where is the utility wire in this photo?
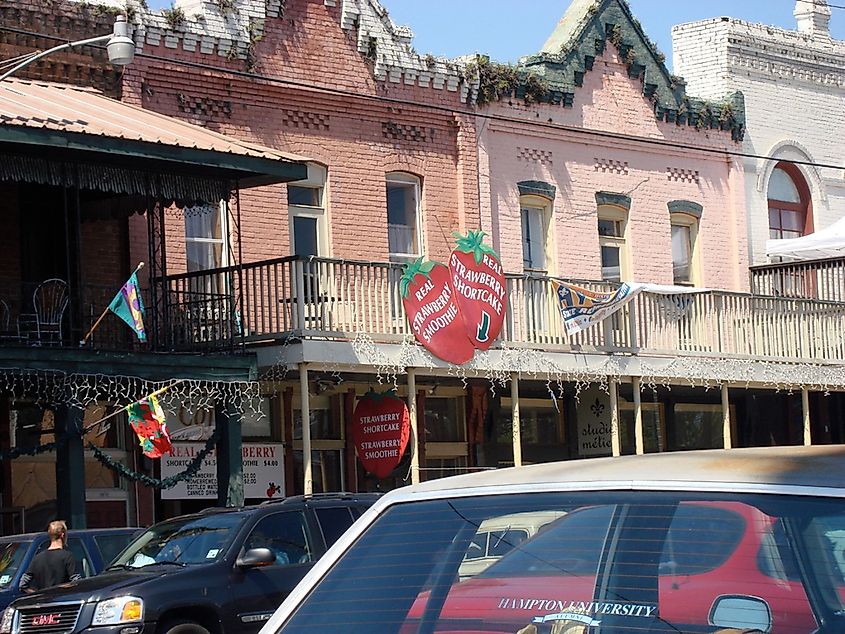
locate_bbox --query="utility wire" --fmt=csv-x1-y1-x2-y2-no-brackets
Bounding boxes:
0,24,843,173
794,0,845,10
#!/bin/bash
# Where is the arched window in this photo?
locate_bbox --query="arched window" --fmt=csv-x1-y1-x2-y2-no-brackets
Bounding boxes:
768,163,812,240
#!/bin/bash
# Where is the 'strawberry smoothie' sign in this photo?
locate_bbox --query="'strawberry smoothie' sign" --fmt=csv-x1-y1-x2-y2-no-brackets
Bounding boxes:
401,259,476,365
449,230,507,351
352,389,410,479
401,230,507,364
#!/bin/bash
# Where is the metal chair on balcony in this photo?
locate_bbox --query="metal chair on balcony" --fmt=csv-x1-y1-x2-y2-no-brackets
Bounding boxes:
17,279,69,345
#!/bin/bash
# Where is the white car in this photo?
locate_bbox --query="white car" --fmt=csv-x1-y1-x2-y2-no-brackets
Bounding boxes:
260,446,845,634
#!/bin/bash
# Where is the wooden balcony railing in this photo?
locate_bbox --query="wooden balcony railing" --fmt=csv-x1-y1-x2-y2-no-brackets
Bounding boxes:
750,257,845,302
162,256,845,363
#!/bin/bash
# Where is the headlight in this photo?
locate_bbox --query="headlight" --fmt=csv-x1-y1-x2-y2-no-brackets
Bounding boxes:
0,607,15,634
91,597,144,626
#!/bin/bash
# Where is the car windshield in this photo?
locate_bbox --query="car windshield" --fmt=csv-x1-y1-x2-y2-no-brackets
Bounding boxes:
112,513,246,568
0,541,30,588
280,492,845,634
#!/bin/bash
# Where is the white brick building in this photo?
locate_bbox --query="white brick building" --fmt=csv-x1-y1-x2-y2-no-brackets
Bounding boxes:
672,0,845,265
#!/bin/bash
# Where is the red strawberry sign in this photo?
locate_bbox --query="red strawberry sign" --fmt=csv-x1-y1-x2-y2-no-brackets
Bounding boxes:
352,389,410,479
401,258,476,365
449,230,507,351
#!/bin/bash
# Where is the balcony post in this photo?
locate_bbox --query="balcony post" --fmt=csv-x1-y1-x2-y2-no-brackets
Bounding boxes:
609,377,620,457
510,372,522,467
294,259,307,332
802,387,812,446
215,397,244,508
299,364,313,495
407,368,420,484
627,301,638,349
722,384,732,449
632,377,643,455
55,405,86,528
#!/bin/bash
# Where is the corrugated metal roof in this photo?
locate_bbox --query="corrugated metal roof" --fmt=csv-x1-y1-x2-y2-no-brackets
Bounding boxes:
0,78,308,166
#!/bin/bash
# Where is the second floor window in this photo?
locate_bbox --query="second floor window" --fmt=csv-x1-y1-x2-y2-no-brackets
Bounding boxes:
387,172,421,263
184,203,226,272
768,164,812,240
597,208,627,283
288,164,327,257
671,223,693,284
521,201,550,272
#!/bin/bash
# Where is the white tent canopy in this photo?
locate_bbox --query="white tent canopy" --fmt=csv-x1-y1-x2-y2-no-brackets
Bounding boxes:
766,216,845,261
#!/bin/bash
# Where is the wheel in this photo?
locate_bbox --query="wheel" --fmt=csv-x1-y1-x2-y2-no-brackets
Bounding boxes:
160,620,211,634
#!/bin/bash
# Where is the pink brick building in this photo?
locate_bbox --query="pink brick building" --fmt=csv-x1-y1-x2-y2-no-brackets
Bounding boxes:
0,0,843,528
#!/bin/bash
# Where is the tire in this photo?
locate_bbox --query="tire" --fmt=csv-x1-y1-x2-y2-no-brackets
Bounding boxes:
160,620,211,634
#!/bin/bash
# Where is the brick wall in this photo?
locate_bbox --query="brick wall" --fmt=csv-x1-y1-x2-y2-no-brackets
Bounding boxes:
673,17,845,265
482,44,747,291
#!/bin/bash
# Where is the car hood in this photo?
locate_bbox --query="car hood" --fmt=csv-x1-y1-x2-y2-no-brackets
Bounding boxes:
11,568,190,607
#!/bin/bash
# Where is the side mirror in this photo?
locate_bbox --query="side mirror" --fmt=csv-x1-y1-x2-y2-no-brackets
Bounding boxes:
236,547,276,568
710,595,772,633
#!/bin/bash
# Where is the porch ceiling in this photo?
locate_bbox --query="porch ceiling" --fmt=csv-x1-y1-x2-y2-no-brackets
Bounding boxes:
0,79,308,187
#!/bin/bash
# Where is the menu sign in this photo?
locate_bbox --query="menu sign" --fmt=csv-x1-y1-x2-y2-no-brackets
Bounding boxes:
161,442,284,499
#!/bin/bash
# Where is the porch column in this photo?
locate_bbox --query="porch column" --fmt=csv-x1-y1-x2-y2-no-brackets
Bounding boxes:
609,378,620,457
299,364,313,495
511,372,522,467
215,398,243,507
55,405,86,528
632,377,644,455
802,387,812,446
721,384,732,449
407,369,420,484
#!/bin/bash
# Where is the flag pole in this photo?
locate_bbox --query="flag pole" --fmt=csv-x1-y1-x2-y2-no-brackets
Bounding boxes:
82,378,185,436
80,262,145,346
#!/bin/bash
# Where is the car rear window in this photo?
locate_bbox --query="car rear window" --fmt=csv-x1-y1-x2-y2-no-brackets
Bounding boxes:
314,507,355,548
95,533,137,566
280,492,845,634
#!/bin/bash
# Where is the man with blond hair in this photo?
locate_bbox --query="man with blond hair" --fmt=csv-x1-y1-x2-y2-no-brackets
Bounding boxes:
19,520,80,592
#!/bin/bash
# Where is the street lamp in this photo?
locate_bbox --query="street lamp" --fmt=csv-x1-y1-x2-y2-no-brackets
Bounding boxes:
0,15,135,82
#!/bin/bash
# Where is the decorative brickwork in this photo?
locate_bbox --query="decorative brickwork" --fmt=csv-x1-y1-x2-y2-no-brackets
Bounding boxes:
517,147,553,165
176,93,233,119
594,158,629,175
283,109,330,131
382,121,429,142
666,167,700,184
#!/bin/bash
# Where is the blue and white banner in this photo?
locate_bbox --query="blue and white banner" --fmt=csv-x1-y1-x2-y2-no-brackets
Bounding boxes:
552,281,708,336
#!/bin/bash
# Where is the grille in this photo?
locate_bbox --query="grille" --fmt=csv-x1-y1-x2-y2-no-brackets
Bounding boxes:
17,603,82,634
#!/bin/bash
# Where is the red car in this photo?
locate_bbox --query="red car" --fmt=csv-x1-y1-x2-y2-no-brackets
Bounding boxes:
406,500,837,633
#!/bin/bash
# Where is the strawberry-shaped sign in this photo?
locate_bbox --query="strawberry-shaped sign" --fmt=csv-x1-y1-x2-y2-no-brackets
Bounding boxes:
449,230,507,351
352,389,410,479
401,257,475,365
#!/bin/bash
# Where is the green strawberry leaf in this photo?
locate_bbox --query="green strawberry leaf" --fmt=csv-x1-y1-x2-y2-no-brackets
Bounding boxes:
453,229,500,265
400,257,438,298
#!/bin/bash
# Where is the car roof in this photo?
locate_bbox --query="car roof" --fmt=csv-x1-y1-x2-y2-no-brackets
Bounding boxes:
0,527,138,542
383,446,845,503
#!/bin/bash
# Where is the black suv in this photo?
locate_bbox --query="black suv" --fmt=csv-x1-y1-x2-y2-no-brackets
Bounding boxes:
1,493,379,634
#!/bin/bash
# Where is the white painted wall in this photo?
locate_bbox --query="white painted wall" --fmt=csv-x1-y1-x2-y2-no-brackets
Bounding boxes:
672,11,845,265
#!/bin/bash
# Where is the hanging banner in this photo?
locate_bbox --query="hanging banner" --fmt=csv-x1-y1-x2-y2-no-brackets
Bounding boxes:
552,281,708,336
449,230,507,351
160,442,284,500
401,259,476,365
352,389,410,479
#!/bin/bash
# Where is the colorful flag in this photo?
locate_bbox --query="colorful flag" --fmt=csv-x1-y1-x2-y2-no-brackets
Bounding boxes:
552,281,638,335
127,394,172,459
109,271,146,342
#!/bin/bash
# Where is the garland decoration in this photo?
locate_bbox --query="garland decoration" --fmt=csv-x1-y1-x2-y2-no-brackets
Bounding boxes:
88,429,221,489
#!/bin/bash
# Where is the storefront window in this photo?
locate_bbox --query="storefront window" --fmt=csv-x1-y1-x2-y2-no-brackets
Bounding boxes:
241,398,272,439
293,394,344,494
497,399,565,446
619,402,665,455
424,397,465,442
671,404,729,451
293,449,343,494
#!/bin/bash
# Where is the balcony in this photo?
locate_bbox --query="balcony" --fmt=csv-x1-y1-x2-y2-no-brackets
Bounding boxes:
162,256,845,364
750,257,845,303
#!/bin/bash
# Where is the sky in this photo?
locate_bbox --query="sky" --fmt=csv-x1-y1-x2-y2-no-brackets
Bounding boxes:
144,1,845,69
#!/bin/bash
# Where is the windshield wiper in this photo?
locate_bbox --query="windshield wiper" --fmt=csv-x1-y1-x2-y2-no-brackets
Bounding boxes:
105,563,134,571
140,561,188,568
